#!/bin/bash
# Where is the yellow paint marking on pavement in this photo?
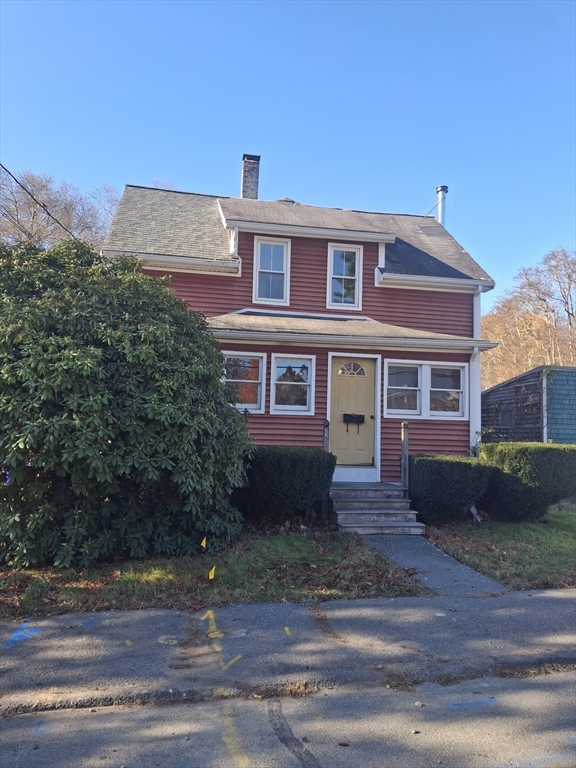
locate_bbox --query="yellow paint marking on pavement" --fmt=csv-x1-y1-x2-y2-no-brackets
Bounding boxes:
219,654,242,672
201,609,242,672
284,626,291,635
314,715,325,730
201,609,218,635
221,700,250,768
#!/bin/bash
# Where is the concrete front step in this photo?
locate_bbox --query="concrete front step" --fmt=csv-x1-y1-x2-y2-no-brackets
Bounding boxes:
336,510,419,525
330,482,425,535
345,521,426,535
330,483,405,502
332,499,411,511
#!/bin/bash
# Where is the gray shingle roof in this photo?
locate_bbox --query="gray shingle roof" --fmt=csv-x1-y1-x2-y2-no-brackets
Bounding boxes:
102,186,231,262
103,185,493,284
208,312,497,351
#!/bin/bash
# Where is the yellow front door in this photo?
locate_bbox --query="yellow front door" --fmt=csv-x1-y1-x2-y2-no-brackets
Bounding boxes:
330,357,375,465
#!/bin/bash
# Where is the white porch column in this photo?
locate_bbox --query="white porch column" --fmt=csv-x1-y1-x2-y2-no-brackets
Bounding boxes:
469,346,481,451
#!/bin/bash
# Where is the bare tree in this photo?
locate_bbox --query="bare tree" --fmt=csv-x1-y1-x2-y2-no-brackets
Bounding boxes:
482,248,576,389
89,183,122,233
0,167,120,250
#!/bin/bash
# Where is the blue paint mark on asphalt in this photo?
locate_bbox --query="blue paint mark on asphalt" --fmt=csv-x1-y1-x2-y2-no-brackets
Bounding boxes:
84,619,94,627
4,622,42,647
450,697,498,708
34,719,62,735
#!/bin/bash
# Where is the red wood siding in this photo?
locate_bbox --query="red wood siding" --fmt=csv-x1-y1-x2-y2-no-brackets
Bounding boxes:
381,419,470,482
221,343,328,449
220,343,472,476
380,350,470,480
142,268,252,316
371,288,473,337
145,232,474,337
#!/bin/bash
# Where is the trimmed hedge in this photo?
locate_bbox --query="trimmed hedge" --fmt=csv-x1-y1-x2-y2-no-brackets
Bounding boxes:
479,442,576,521
247,447,336,523
409,455,493,525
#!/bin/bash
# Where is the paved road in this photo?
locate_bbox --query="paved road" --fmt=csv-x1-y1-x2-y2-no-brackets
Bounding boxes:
2,672,575,767
1,538,575,766
1,590,574,714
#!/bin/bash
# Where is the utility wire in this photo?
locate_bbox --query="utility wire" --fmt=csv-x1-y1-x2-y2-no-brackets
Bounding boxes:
0,162,78,240
0,203,36,241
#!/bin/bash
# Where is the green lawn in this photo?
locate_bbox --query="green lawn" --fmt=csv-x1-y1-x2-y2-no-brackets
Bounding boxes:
0,529,424,621
426,500,576,590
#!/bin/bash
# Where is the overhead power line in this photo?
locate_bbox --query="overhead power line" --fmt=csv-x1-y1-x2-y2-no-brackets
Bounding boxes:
0,162,78,240
0,203,36,241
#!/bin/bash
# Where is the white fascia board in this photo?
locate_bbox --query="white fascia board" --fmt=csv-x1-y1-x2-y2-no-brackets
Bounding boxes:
104,250,241,275
223,219,396,243
210,328,498,352
375,271,495,293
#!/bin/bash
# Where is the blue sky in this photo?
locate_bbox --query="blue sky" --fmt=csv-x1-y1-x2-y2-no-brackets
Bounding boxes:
1,0,574,311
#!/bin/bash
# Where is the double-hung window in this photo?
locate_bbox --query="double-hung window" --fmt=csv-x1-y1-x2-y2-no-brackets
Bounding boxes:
386,364,421,413
253,237,290,306
327,244,362,310
224,353,266,413
270,354,315,414
385,361,466,419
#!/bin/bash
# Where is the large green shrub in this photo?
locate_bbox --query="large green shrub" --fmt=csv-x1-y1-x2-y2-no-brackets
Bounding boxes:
409,455,493,525
0,241,252,567
478,442,576,521
247,447,336,523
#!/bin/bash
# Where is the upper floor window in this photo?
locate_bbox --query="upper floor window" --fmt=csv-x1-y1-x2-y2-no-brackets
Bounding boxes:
253,237,290,306
384,361,467,419
327,244,363,310
224,353,266,413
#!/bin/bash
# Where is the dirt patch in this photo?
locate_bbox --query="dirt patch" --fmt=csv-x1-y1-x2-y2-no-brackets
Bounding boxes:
310,603,345,642
239,681,320,699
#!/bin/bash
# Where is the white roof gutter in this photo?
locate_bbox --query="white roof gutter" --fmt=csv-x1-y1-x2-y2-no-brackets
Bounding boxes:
375,271,495,293
103,250,241,275
210,327,497,352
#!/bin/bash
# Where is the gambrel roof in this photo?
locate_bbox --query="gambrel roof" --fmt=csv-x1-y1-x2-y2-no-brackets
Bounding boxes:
103,185,494,287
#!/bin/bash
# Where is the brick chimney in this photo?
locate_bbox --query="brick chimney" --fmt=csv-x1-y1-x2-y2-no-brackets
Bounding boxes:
240,154,260,199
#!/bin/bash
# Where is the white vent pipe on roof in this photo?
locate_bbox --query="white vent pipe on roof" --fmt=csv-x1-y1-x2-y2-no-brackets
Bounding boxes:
436,185,448,227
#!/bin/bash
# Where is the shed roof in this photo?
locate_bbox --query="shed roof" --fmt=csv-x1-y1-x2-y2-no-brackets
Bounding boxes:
208,311,497,351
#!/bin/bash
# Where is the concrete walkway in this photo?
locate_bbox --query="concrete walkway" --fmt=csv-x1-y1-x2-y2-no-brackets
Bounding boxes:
363,535,507,596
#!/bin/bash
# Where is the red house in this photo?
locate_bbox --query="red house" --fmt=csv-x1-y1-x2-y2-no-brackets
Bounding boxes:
103,156,495,533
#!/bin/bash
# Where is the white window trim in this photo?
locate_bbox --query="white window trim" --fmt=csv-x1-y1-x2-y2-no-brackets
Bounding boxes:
384,359,468,420
326,243,363,311
223,351,267,414
252,236,291,306
270,353,315,416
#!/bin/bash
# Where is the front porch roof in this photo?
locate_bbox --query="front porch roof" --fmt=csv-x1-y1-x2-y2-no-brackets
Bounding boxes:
207,311,497,352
